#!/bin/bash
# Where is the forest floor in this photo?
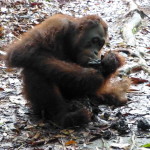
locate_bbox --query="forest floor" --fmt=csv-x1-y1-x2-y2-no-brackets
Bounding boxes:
0,0,150,149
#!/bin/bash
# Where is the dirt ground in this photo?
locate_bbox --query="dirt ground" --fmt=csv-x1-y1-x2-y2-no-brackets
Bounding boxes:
0,0,150,149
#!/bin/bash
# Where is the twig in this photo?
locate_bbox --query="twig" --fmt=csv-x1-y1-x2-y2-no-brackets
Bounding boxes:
130,131,136,150
102,138,109,150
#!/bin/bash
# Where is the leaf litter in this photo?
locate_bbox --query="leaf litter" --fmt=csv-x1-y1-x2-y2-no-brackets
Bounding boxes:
0,0,150,149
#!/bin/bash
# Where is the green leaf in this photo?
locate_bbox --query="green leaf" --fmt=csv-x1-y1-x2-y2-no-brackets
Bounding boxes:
141,143,150,148
132,27,137,34
0,122,3,125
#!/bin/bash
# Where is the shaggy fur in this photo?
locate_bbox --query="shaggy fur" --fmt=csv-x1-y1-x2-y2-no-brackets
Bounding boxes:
6,14,129,127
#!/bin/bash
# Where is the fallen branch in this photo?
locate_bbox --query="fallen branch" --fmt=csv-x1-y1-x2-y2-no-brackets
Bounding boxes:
122,0,144,46
122,9,143,46
121,0,150,74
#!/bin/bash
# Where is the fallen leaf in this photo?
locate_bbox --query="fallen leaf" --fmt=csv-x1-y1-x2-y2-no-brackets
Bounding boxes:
54,134,66,138
132,67,142,72
146,84,150,87
32,132,41,140
30,2,43,7
128,88,139,92
60,129,74,135
141,143,150,148
0,88,4,91
5,68,16,72
31,140,45,146
65,140,77,146
0,26,4,38
130,77,148,84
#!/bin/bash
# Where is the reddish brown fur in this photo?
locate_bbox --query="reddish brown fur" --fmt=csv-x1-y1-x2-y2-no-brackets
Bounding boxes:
5,14,129,128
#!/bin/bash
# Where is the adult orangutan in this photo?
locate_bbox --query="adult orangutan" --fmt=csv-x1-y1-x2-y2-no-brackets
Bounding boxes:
6,14,129,127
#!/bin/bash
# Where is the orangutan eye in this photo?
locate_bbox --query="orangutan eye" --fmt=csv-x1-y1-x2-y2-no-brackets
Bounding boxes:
92,37,100,44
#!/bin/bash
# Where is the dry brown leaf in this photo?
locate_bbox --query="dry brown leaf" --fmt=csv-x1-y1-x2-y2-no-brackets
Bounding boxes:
130,77,148,84
60,129,74,135
146,84,150,87
54,134,66,138
0,26,4,37
132,67,142,72
32,132,41,140
65,140,77,146
128,89,140,92
5,68,16,72
0,88,4,91
31,140,45,146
